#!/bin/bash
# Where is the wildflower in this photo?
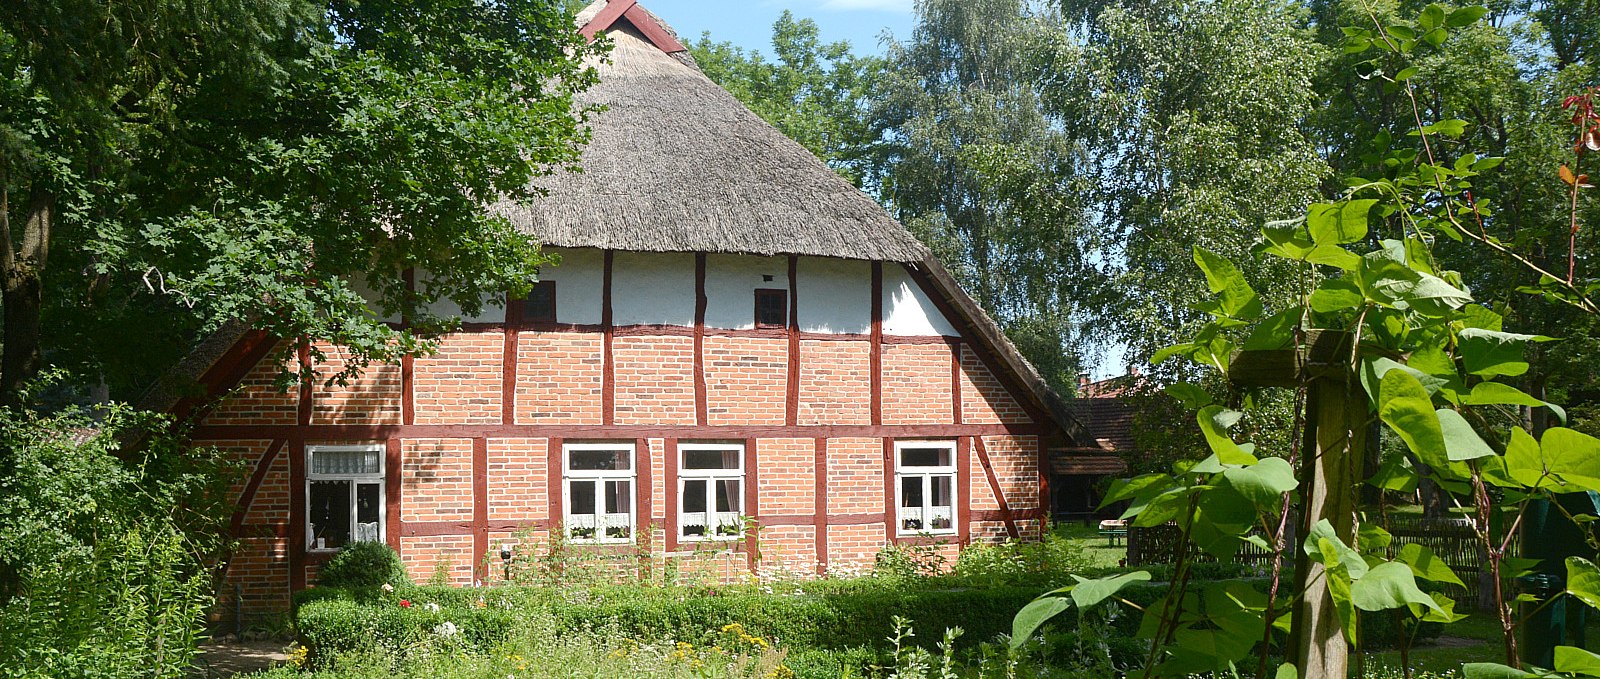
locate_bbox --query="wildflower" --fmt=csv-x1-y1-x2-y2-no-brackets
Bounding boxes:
423,602,441,613
475,598,487,609
286,644,309,668
434,621,459,636
399,599,412,608
381,583,394,593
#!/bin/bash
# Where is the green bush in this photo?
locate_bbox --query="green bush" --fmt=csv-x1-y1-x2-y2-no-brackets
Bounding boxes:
296,580,1051,663
0,402,237,678
316,542,411,592
297,598,515,667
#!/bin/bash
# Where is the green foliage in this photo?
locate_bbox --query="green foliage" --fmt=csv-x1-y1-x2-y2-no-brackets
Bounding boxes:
0,0,604,401
316,542,411,593
0,398,239,677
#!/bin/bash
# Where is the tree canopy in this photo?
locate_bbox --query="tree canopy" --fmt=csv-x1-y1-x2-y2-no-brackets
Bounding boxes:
0,0,603,407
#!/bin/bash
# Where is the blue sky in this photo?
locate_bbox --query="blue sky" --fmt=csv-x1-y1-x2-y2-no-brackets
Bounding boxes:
639,0,915,56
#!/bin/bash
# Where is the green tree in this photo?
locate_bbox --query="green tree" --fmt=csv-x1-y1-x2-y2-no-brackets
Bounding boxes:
1044,0,1332,375
875,0,1093,393
0,0,602,408
691,11,886,187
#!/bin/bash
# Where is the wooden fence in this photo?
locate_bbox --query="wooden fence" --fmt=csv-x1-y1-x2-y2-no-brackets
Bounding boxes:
1127,515,1500,608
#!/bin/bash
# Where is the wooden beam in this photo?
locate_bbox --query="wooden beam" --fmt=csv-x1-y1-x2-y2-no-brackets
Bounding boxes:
814,437,828,575
975,436,1020,539
694,254,708,426
472,437,488,583
621,4,687,53
601,250,615,426
578,0,636,40
870,262,883,426
231,439,286,537
787,255,800,427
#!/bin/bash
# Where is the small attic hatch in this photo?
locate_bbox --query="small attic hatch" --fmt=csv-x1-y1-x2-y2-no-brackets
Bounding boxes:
754,289,787,328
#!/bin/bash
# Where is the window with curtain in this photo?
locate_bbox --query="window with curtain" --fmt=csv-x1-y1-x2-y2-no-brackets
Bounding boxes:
895,441,957,536
678,442,744,540
564,442,635,544
307,445,385,550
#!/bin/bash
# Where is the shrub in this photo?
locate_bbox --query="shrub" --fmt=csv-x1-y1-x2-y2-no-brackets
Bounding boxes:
0,401,237,678
316,542,411,592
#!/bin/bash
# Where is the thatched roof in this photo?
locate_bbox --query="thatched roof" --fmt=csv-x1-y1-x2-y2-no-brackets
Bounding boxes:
488,0,929,263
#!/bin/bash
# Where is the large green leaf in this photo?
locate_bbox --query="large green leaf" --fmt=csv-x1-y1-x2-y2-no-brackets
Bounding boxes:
1350,561,1446,616
1543,428,1600,490
1164,382,1215,409
1242,308,1300,351
1261,218,1362,269
1566,557,1600,612
1010,596,1072,648
1461,664,1534,678
1361,356,1447,404
1100,474,1174,507
1437,408,1496,461
1198,406,1258,466
1307,199,1377,245
1222,457,1298,509
1356,243,1471,316
1194,247,1263,320
1503,427,1550,489
1462,382,1566,423
1069,571,1152,609
1304,519,1367,580
1368,453,1420,492
1397,543,1466,588
1459,328,1556,377
1191,485,1257,559
1310,278,1364,313
1555,646,1600,676
1379,370,1450,471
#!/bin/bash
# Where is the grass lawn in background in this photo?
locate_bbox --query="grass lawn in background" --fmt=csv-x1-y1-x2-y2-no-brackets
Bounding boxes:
1052,521,1128,570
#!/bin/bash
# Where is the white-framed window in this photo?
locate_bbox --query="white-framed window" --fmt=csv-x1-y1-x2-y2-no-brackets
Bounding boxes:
306,444,385,551
678,442,744,541
564,442,635,544
895,440,957,536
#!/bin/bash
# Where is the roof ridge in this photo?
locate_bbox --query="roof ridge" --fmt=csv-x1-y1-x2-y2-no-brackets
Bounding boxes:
580,0,686,54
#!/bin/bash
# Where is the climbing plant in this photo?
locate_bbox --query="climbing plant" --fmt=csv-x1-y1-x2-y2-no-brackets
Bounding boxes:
1013,4,1600,678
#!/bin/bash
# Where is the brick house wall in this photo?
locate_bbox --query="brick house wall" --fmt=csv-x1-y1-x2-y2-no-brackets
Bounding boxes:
196,252,1064,621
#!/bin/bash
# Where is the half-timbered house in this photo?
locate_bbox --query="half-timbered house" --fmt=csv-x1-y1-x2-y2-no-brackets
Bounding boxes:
151,0,1097,621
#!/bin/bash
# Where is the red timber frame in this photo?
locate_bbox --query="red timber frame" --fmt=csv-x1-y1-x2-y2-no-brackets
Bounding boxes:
202,252,1063,588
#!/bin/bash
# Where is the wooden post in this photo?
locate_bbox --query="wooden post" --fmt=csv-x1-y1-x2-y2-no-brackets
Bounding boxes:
1231,330,1364,678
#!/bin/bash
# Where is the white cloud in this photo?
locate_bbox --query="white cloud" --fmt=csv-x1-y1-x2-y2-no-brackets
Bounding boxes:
818,0,913,12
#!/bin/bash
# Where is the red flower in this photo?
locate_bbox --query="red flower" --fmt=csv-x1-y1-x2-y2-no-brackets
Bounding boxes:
399,599,412,608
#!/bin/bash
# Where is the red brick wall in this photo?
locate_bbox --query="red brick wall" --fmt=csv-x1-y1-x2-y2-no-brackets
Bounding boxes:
882,343,954,425
704,337,786,425
981,435,1040,513
310,344,400,425
824,437,882,515
756,438,815,516
400,535,475,586
220,439,293,617
402,439,474,522
826,523,886,571
798,340,870,425
961,346,1030,424
613,336,695,425
413,334,502,425
488,438,547,523
517,333,603,425
205,343,298,426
